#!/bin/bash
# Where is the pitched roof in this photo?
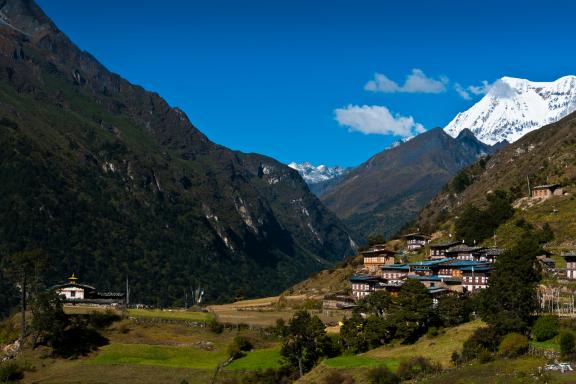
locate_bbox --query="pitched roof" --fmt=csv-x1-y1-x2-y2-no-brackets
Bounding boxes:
446,244,485,253
533,184,560,189
50,282,96,291
381,264,410,270
459,265,491,272
349,274,382,283
429,241,461,249
482,248,504,256
403,233,430,239
408,258,453,267
361,248,397,256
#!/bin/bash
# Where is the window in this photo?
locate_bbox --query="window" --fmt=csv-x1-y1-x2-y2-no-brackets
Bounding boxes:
70,290,76,298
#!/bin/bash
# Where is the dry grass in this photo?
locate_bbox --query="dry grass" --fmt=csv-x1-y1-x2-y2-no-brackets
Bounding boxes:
365,320,484,367
208,295,345,327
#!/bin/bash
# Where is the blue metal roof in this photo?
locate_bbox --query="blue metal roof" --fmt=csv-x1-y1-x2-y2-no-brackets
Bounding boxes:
408,258,453,267
459,266,491,272
381,264,410,270
428,287,449,294
349,274,381,282
408,275,443,281
447,260,489,267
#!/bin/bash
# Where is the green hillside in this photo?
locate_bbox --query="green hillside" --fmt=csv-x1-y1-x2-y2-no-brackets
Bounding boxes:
0,0,354,311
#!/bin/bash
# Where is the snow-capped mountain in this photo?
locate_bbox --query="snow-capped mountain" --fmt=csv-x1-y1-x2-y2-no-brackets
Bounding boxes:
288,162,347,185
445,76,576,145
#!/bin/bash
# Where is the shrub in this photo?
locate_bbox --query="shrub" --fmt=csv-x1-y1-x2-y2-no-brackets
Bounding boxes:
560,331,576,358
323,371,355,384
462,327,501,362
498,333,529,358
451,351,462,367
532,316,559,342
367,366,399,384
88,310,121,330
228,335,254,360
209,319,224,334
477,349,495,364
396,356,441,380
426,327,440,338
0,361,25,383
233,336,253,352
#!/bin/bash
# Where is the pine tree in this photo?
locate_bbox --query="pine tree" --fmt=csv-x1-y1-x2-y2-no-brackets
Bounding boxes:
478,230,541,334
392,280,433,343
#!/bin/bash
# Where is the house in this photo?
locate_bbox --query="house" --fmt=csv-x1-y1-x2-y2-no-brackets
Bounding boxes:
536,255,556,269
404,233,430,251
408,258,454,276
52,274,126,305
532,184,563,199
350,274,385,300
362,245,397,273
407,275,463,293
323,293,356,310
380,264,409,283
478,248,503,263
445,244,485,261
563,253,576,280
53,274,94,301
428,241,460,259
461,265,491,292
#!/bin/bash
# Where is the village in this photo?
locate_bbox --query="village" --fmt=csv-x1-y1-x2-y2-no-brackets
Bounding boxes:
323,183,576,315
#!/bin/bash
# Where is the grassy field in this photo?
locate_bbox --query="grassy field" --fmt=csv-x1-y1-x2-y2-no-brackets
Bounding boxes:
87,343,227,369
531,338,560,352
364,320,484,367
495,193,576,254
415,356,576,384
299,320,485,384
15,316,280,384
127,308,213,322
225,346,283,371
324,355,398,370
208,295,345,327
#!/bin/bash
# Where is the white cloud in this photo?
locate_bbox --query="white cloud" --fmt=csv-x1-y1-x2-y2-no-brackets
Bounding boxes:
468,80,491,95
334,105,425,137
454,80,493,100
488,79,515,98
364,69,447,94
364,73,400,92
454,83,471,100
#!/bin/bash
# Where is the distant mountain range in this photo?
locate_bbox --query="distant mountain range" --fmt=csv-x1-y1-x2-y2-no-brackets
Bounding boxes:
288,162,349,196
321,128,497,241
0,0,354,305
445,76,576,145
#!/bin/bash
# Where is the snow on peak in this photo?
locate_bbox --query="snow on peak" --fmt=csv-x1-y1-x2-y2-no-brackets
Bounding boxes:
445,75,576,145
288,162,347,185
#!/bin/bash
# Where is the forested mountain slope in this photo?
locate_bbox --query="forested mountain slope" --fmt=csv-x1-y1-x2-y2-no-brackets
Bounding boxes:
0,0,354,308
418,111,576,249
321,128,495,241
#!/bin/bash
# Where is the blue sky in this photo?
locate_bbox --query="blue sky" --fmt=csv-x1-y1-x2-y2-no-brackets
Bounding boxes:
37,0,576,167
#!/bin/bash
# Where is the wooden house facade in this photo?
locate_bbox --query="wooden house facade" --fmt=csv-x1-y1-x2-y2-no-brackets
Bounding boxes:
531,184,563,199
428,241,460,259
563,253,576,280
404,233,430,251
362,245,396,273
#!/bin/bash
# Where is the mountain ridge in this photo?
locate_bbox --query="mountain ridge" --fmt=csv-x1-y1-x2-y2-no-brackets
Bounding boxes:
321,127,496,241
0,0,355,305
420,110,576,235
445,75,576,145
